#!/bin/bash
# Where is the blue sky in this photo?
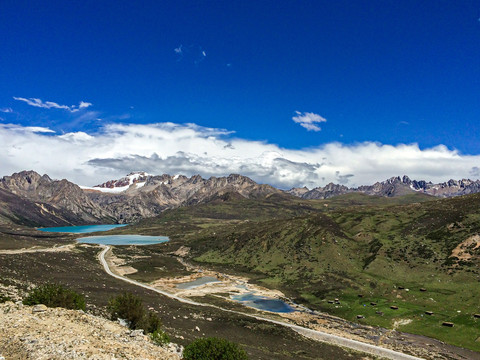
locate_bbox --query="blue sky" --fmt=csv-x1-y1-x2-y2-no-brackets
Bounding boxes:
0,1,479,187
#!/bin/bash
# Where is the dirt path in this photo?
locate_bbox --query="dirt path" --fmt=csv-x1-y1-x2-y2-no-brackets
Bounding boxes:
0,243,74,255
99,245,423,360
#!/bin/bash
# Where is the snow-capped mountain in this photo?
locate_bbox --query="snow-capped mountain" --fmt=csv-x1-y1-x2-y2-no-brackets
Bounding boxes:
81,172,151,193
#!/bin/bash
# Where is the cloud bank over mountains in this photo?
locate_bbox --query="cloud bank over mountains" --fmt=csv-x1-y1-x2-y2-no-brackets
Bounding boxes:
1,121,479,188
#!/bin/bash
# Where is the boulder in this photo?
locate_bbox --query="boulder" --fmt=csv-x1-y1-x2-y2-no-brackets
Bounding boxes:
32,304,47,313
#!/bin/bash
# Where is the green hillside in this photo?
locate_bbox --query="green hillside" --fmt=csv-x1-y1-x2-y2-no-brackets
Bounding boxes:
125,192,480,351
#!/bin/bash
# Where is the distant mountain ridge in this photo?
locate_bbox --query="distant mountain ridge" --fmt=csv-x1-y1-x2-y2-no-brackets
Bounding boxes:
0,171,281,224
287,175,480,199
2,170,480,226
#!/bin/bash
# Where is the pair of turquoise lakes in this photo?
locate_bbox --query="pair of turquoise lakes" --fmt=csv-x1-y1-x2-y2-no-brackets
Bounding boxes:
38,224,294,313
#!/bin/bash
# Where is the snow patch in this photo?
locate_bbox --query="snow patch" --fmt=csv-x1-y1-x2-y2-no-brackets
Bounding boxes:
80,185,130,193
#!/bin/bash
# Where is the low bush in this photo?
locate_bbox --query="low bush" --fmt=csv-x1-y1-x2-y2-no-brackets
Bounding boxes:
183,337,249,360
23,283,85,310
0,293,11,303
151,329,170,346
107,292,164,333
108,292,145,329
144,310,163,333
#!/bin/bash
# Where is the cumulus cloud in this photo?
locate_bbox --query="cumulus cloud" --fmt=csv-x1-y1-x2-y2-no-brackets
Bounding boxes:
1,121,480,189
292,111,327,131
13,97,92,112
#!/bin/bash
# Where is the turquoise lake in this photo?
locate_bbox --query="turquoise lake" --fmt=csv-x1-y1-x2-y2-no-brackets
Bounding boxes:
232,293,295,313
37,225,169,245
176,276,220,290
37,224,128,233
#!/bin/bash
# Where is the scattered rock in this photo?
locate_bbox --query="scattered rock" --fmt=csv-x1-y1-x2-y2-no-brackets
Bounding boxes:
32,304,47,313
130,329,144,337
425,311,434,316
390,306,399,310
0,303,180,359
356,315,364,319
195,326,200,332
442,322,454,327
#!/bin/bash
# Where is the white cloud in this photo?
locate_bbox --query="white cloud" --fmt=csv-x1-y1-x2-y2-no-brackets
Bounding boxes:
292,111,327,131
174,44,207,64
1,121,480,189
24,127,56,133
1,123,55,133
13,97,92,112
79,101,93,109
0,108,13,113
174,45,183,54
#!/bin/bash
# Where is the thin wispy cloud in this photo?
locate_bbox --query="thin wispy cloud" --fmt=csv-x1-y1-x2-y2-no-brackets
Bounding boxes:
2,123,55,133
13,97,92,112
1,121,480,189
174,45,183,61
292,111,327,131
0,108,13,113
174,44,207,64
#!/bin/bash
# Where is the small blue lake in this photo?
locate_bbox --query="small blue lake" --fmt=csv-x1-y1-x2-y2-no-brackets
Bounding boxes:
232,293,295,313
177,276,220,290
37,225,169,245
78,235,169,246
37,224,128,233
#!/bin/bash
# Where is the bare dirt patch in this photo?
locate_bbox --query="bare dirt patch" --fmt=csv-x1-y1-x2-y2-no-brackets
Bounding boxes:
451,234,480,260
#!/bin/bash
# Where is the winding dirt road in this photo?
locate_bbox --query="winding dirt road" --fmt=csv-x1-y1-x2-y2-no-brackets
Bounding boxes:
98,245,423,360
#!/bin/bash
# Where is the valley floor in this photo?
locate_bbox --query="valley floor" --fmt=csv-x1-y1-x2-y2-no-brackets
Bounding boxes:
0,235,376,360
1,231,478,360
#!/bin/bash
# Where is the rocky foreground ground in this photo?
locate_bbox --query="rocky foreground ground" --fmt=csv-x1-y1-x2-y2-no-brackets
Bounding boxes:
0,302,181,360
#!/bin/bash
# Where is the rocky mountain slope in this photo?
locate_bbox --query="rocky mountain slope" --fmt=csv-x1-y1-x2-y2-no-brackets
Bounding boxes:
0,187,87,227
3,170,480,225
0,171,282,224
84,172,282,222
0,171,115,225
0,302,180,359
288,175,480,199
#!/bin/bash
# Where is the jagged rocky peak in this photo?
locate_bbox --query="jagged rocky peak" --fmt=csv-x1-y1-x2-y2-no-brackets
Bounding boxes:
286,186,310,197
1,170,52,189
297,182,351,200
0,170,54,197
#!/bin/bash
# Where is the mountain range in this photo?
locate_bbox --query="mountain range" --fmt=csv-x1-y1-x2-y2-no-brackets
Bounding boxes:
2,170,480,226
